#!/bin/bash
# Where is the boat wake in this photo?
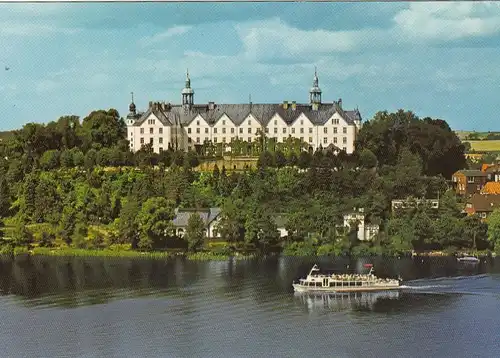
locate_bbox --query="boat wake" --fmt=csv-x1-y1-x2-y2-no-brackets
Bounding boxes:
400,284,450,290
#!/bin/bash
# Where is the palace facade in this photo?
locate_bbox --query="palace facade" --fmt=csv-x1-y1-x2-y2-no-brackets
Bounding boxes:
126,70,362,154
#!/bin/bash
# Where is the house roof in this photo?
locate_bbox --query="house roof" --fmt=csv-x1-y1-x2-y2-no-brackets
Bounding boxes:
172,207,221,227
481,182,500,194
484,164,500,173
454,170,488,177
131,102,361,127
467,194,500,212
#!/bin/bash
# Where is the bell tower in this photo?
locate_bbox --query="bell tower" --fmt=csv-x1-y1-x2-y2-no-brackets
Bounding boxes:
309,67,322,110
181,69,194,109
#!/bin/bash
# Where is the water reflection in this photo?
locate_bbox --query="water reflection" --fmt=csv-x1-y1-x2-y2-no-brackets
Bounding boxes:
0,255,498,309
294,291,401,313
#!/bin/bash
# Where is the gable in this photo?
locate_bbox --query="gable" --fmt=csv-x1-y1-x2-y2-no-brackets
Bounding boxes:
325,112,348,126
266,113,287,127
186,114,209,127
214,113,236,127
290,112,314,127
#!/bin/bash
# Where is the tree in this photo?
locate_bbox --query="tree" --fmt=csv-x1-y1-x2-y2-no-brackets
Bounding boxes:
136,197,175,250
12,220,34,248
244,206,279,253
487,209,500,252
117,196,140,248
215,199,246,245
358,148,378,169
185,213,206,252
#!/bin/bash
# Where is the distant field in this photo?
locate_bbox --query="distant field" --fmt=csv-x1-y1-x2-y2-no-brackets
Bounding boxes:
466,140,500,152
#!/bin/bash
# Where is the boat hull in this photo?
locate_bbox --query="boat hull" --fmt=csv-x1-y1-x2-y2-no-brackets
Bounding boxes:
292,283,401,293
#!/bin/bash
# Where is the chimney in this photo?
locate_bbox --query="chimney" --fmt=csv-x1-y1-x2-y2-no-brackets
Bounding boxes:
208,101,215,110
338,98,342,108
291,101,296,110
149,101,153,109
283,101,288,109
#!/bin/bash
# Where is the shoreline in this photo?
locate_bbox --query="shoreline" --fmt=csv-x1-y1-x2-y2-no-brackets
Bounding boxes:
1,247,496,259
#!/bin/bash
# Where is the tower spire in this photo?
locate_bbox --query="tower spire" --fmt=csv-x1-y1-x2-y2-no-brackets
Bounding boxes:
309,66,322,108
182,70,194,108
131,91,134,103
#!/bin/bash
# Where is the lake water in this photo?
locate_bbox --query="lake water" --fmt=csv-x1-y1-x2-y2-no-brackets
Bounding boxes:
1,255,500,358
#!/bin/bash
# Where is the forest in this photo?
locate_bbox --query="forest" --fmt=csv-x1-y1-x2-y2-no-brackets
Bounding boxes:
0,108,496,257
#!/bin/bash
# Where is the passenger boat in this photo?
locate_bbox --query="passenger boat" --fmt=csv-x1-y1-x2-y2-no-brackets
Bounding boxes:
292,264,402,293
457,255,480,263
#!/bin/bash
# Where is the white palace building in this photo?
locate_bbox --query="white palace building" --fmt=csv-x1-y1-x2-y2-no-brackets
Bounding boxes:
126,70,362,154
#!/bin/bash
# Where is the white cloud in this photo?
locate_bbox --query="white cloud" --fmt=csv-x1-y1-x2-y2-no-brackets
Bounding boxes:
393,2,500,41
139,25,192,46
234,3,500,61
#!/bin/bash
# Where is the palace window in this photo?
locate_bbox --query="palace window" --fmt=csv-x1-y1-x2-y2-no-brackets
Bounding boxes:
159,147,163,152
283,128,286,134
300,128,304,134
309,137,313,143
300,137,304,142
274,120,277,125
248,120,251,125
205,128,209,134
334,137,337,143
214,128,218,134
188,128,191,134
265,128,269,133
130,132,133,137
323,137,328,144
343,146,347,151
149,138,153,145
159,128,163,134
309,128,313,134
343,137,347,144
222,128,226,134
291,128,295,134
196,128,200,134
274,128,278,134
188,138,192,143
196,120,200,126
159,137,163,144
334,127,337,134
239,128,243,134
197,137,200,143
248,128,252,134
214,137,218,143
140,128,144,134
323,127,328,134
222,137,226,143
149,128,154,134
148,119,155,125
140,137,144,144
231,128,235,134
222,120,226,125
248,137,251,142
343,127,347,134
300,120,304,125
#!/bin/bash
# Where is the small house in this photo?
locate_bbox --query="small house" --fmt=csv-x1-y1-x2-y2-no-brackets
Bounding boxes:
465,194,500,220
451,170,488,196
172,207,221,238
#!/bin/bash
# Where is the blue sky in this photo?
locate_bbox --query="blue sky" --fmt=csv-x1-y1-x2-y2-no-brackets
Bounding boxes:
1,2,500,131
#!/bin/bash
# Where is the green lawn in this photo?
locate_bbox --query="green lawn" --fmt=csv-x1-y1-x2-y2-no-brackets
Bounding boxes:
466,140,500,152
